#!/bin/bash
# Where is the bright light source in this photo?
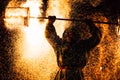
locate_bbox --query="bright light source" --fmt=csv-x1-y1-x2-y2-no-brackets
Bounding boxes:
4,7,29,28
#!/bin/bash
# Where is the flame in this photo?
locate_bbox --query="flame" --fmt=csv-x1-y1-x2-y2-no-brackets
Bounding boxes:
20,0,46,59
19,0,71,60
21,0,43,17
19,0,70,79
4,0,71,79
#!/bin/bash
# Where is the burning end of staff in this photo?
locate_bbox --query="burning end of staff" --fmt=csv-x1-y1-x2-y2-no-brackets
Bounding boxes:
4,7,119,27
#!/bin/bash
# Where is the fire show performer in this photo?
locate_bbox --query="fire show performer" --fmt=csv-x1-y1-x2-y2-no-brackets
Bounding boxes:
45,16,102,80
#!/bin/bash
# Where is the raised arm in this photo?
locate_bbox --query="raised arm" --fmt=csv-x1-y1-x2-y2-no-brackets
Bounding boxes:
79,19,102,50
45,16,62,49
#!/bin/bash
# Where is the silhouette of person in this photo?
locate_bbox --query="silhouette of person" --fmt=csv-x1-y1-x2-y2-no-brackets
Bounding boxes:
45,16,102,80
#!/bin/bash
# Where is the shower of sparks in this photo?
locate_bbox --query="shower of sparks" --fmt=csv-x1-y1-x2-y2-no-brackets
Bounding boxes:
4,0,71,79
3,0,120,80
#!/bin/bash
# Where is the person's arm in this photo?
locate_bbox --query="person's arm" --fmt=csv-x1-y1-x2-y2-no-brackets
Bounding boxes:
45,16,62,49
79,19,102,50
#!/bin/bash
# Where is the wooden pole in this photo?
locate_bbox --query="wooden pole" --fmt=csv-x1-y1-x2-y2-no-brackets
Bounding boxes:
30,17,118,25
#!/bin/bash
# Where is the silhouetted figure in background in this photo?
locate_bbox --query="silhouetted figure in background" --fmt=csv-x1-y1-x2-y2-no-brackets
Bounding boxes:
45,16,102,80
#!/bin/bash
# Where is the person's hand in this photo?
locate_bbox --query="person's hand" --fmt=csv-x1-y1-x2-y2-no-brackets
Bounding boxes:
48,16,56,23
48,16,56,20
85,19,93,25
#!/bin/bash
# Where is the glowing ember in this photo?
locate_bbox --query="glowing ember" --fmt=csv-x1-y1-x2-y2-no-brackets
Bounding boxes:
116,18,120,35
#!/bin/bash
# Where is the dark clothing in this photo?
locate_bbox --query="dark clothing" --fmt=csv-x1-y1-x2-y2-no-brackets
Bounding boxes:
45,22,102,80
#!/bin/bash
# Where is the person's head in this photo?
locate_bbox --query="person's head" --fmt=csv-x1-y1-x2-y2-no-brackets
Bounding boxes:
63,27,80,43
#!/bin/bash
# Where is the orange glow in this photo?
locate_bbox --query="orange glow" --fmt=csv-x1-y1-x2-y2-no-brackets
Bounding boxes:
4,0,120,80
18,0,49,59
4,7,29,29
5,0,71,79
20,0,71,59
